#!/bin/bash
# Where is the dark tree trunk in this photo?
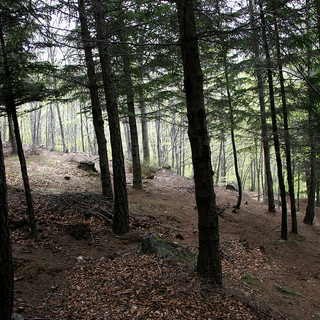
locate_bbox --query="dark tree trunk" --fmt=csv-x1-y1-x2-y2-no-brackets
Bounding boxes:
0,134,14,320
260,2,287,240
249,0,275,212
274,19,298,233
7,112,17,154
0,21,37,239
78,0,113,199
138,88,150,165
92,0,129,235
304,108,317,224
175,0,222,286
56,103,68,153
121,44,142,189
223,55,242,209
304,1,318,224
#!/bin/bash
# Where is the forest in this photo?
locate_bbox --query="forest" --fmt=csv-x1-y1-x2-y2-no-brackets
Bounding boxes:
0,0,319,319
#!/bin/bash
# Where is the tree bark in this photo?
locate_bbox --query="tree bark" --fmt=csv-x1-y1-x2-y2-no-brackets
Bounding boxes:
259,2,287,240
78,0,113,199
223,54,242,209
121,43,142,189
56,103,68,153
0,133,14,320
7,112,17,154
274,19,298,233
304,0,318,224
0,19,37,239
249,0,275,212
138,91,150,165
92,0,129,234
175,0,222,286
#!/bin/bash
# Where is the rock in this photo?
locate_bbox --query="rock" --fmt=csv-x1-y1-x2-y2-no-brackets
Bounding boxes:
226,182,238,191
141,234,196,264
274,284,302,296
77,160,97,172
12,314,24,320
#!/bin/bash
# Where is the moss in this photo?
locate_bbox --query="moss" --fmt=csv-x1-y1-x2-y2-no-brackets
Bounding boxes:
242,274,268,292
273,284,302,297
141,234,196,265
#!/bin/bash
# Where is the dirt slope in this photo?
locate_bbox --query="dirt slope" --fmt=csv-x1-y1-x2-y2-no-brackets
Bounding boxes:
5,148,320,319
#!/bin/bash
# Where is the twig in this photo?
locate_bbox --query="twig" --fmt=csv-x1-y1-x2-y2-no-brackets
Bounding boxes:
44,285,58,316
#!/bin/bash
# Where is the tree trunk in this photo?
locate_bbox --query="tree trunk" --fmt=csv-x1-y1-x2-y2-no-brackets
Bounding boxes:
121,44,142,189
304,0,318,224
260,2,287,240
175,0,222,286
249,0,275,212
156,107,162,167
56,103,68,153
0,21,37,239
223,54,242,209
139,96,150,165
304,107,317,224
0,134,14,320
274,19,298,233
78,0,113,199
92,0,129,235
49,103,55,150
7,112,17,154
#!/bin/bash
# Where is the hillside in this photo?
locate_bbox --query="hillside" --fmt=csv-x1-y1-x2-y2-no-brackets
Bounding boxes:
5,147,320,320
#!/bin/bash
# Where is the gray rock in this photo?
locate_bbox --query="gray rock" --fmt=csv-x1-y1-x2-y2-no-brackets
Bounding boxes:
141,234,196,265
226,182,238,191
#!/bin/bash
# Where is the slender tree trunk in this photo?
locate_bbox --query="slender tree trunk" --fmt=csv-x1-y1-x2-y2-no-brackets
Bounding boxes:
249,0,275,212
78,0,113,199
56,103,68,153
0,133,13,320
260,2,287,240
156,107,162,167
274,19,298,233
92,0,129,234
0,21,37,239
304,108,317,224
123,120,132,161
49,103,55,150
175,0,222,286
7,112,17,154
139,97,150,165
223,54,242,209
304,0,318,224
80,108,85,152
121,45,142,189
215,137,223,184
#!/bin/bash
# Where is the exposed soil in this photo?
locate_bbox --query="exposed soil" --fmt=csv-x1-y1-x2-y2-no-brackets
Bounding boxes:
4,147,320,319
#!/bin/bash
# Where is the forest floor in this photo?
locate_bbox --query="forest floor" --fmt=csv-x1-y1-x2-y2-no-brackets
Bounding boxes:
4,146,320,320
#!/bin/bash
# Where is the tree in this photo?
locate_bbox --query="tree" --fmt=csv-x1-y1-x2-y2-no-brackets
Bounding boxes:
92,0,129,234
259,0,288,240
249,0,275,213
0,132,14,320
77,0,113,199
117,18,142,189
274,17,298,233
174,0,222,285
0,4,38,239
